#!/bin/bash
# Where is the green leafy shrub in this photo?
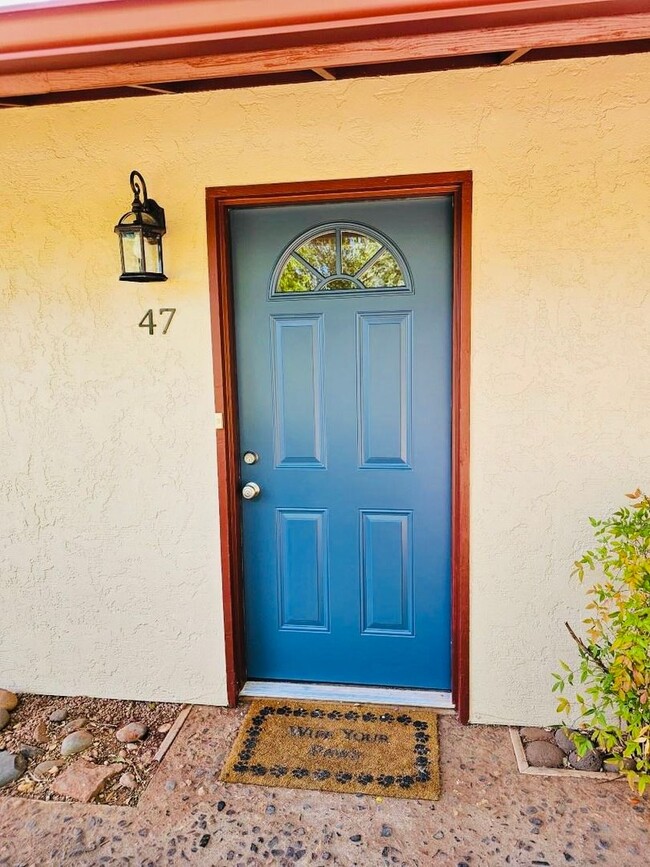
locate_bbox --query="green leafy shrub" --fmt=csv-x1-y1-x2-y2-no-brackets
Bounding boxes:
552,490,650,794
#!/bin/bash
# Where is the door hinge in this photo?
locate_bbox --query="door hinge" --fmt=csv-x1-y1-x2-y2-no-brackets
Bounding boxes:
215,412,224,430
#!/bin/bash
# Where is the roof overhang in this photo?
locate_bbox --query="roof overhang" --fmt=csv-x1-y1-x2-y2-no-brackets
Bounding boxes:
0,0,648,107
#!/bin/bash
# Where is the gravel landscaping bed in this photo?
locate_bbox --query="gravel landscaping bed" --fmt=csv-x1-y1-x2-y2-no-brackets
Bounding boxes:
0,691,180,806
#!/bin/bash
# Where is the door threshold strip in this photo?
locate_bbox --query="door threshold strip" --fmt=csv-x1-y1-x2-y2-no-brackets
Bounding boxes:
240,681,455,710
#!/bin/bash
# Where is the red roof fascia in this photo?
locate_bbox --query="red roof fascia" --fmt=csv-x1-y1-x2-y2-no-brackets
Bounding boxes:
0,0,644,72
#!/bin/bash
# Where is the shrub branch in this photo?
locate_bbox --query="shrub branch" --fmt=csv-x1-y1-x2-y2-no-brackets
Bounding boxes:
564,621,609,675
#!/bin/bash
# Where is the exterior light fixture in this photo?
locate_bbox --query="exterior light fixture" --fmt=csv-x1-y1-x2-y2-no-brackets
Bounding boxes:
114,170,167,282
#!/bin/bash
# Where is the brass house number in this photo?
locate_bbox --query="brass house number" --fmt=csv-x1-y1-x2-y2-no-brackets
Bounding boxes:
139,308,176,335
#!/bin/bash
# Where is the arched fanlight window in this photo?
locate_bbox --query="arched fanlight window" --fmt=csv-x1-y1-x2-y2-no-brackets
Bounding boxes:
270,223,412,297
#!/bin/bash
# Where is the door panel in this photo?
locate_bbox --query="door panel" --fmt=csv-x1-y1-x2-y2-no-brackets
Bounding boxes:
271,315,326,468
230,197,452,689
357,311,412,468
277,509,329,631
360,510,413,635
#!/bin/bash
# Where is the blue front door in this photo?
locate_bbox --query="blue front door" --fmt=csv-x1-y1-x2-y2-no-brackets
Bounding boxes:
230,197,452,690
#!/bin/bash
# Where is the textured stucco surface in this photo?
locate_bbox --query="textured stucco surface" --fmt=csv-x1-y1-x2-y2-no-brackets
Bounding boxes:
0,53,648,721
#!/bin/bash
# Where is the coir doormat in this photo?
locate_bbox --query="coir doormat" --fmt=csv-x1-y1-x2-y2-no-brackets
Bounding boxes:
220,699,440,800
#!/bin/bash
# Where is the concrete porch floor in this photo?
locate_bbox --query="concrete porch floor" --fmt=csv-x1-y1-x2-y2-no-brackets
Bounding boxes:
0,705,646,866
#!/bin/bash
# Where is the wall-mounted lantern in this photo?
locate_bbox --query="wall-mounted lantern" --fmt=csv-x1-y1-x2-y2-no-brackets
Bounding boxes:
114,170,167,282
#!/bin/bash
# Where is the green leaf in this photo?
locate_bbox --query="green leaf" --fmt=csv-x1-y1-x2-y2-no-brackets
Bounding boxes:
556,697,571,715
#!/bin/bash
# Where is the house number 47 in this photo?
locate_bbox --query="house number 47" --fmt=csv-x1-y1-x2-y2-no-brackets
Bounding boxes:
139,308,176,335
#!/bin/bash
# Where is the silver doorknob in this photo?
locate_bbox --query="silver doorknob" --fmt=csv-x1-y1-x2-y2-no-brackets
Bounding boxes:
242,482,261,500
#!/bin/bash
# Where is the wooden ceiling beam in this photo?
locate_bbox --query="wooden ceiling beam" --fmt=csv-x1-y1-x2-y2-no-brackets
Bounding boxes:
0,12,648,99
128,84,176,94
312,67,337,80
500,47,531,65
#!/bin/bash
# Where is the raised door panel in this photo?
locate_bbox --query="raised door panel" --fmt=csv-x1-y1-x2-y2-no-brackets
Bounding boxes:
360,510,414,635
357,312,412,469
271,314,326,469
277,509,330,632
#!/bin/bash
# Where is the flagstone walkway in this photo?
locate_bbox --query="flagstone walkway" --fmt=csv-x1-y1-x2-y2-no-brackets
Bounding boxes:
0,705,647,866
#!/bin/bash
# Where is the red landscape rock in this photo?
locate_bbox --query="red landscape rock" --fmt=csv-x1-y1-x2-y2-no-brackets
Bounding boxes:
64,717,88,734
116,722,148,743
33,721,48,744
568,749,603,772
555,727,579,754
520,726,555,743
60,730,93,757
50,761,124,803
0,691,18,712
33,761,60,781
525,740,565,768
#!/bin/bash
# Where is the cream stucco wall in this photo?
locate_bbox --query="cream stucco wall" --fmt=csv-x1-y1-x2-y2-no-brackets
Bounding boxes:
1,53,648,723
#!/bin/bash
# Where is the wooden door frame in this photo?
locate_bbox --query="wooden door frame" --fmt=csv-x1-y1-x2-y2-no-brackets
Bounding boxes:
206,171,472,723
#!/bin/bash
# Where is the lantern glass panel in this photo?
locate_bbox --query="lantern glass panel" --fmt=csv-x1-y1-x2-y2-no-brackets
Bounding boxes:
143,231,163,275
121,229,145,274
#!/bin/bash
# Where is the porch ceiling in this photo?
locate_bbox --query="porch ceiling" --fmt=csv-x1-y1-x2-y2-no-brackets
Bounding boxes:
0,0,648,108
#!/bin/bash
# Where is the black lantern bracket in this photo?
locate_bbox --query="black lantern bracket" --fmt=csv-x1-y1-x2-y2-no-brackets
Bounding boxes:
128,171,165,231
114,169,168,282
